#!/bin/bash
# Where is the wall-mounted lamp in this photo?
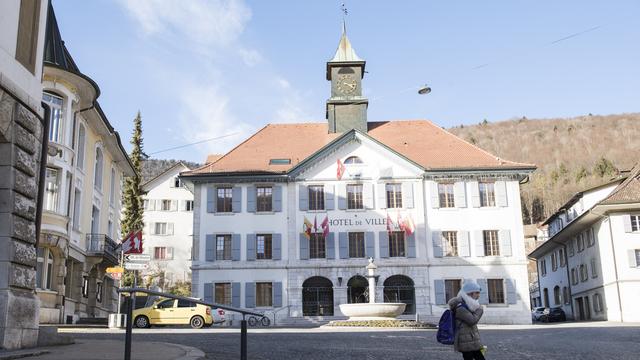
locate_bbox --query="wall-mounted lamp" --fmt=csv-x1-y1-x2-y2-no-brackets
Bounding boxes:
337,277,343,287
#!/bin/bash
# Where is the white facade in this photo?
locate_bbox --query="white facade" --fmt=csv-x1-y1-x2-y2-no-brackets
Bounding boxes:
141,163,194,288
186,133,533,324
531,175,640,322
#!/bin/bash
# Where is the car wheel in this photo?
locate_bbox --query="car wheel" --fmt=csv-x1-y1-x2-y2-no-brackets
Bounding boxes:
190,316,205,329
134,316,150,328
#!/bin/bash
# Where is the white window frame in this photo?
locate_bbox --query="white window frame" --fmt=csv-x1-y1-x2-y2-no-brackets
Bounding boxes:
487,278,505,304
43,92,63,144
479,182,496,207
76,123,86,170
94,145,104,192
442,231,458,257
44,167,60,213
631,215,640,232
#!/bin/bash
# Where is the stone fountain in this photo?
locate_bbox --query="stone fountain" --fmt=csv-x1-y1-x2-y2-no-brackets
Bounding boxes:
339,258,406,320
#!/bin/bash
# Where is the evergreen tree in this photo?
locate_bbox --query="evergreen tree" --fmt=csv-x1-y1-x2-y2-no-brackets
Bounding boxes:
121,112,144,238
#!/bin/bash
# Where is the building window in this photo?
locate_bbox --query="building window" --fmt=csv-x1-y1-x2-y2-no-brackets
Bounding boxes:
344,156,363,164
348,232,365,258
109,168,116,206
256,234,272,260
347,184,363,210
631,215,640,232
568,241,575,257
479,182,496,207
553,286,561,305
587,228,596,247
594,293,603,312
483,230,500,256
185,200,194,211
43,93,63,143
94,147,103,191
571,268,578,285
44,167,60,212
487,279,505,304
256,282,273,307
107,220,113,239
444,279,461,303
154,247,173,260
72,188,81,230
591,258,598,278
442,231,458,257
216,235,232,260
96,282,103,303
161,200,172,211
540,259,547,277
15,0,42,73
386,183,402,208
559,248,566,267
577,233,585,252
82,276,89,298
636,250,640,267
153,222,168,235
257,186,273,212
36,248,55,290
389,231,405,257
310,233,326,259
215,283,232,305
551,252,558,271
173,177,181,188
308,185,325,211
563,287,570,305
216,187,233,213
438,183,455,208
77,124,86,170
580,264,588,282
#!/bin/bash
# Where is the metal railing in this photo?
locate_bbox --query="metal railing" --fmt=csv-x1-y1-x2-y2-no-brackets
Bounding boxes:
86,233,119,265
118,287,265,360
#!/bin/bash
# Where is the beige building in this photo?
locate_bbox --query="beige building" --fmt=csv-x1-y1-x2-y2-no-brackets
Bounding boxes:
37,3,134,324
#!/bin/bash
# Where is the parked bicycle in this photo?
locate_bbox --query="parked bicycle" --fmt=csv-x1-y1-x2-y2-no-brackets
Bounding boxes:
247,313,271,327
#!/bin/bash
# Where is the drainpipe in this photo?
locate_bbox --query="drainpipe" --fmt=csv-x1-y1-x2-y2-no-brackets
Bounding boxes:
35,102,51,248
605,216,624,322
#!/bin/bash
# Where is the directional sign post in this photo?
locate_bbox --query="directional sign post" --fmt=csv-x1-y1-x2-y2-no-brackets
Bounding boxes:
124,262,149,271
124,254,151,262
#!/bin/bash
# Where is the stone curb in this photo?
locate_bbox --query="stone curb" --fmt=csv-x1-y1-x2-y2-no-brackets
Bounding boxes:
0,350,50,360
161,342,206,360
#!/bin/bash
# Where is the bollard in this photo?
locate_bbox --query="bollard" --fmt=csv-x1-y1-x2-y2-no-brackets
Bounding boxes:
240,318,247,360
124,295,133,360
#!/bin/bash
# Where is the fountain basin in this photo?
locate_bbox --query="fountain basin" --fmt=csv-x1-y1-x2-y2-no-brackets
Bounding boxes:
339,303,406,320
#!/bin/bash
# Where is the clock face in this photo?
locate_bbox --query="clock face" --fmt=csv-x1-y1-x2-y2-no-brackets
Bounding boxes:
336,74,357,95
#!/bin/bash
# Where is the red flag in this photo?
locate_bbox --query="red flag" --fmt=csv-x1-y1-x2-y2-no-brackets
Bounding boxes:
403,215,415,236
397,212,406,233
122,230,143,254
313,215,318,232
321,215,329,238
303,217,313,239
386,212,393,233
336,159,346,180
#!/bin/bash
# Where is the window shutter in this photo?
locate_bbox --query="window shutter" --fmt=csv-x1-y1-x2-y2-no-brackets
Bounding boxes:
378,231,389,258
629,250,638,268
475,230,485,257
338,185,347,210
432,231,443,258
477,279,489,305
167,247,174,260
499,229,512,256
247,186,256,213
245,282,255,308
148,199,156,211
232,187,242,213
430,182,440,208
155,200,162,211
325,185,334,210
623,216,633,233
434,279,446,305
298,185,308,211
406,233,416,258
273,282,283,307
203,283,213,303
232,282,241,308
149,222,156,235
205,234,215,261
168,223,174,235
402,182,414,209
470,181,480,208
273,185,283,212
339,232,348,259
299,234,309,260
207,187,216,213
364,183,374,209
506,278,517,304
326,232,335,259
170,200,178,211
458,231,470,257
232,234,241,261
454,181,466,208
365,232,375,258
246,234,256,261
496,181,508,207
272,234,282,260
377,183,387,209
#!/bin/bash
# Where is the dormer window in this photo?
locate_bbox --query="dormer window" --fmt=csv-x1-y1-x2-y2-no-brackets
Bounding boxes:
269,158,291,165
344,156,363,165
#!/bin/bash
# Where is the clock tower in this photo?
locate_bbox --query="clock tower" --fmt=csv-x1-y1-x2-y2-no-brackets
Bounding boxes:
326,23,368,133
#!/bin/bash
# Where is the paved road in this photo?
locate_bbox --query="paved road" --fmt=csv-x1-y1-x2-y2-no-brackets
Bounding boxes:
66,324,640,360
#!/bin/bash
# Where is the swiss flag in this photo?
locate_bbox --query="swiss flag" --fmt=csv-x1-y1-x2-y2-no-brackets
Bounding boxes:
336,159,346,180
122,230,143,254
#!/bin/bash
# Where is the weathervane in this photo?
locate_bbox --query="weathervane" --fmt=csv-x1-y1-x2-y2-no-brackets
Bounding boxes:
341,3,348,16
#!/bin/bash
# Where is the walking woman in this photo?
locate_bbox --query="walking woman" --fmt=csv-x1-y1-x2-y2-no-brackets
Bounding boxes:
448,281,486,360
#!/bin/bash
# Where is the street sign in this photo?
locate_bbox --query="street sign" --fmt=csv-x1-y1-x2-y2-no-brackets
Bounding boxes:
124,262,149,270
109,272,122,280
106,266,124,274
124,254,151,262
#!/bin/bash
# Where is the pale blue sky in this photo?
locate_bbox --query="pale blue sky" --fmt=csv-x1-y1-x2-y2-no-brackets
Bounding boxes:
51,0,640,163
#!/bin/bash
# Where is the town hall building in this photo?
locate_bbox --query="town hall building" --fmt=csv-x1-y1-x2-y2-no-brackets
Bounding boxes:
181,26,536,324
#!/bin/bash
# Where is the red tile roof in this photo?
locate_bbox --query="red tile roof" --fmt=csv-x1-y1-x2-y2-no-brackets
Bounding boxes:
184,120,535,175
600,165,640,205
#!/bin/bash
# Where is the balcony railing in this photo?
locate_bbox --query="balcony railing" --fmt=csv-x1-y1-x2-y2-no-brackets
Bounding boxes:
86,233,119,265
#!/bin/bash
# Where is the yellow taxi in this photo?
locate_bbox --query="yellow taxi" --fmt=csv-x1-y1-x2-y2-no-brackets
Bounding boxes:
132,298,224,328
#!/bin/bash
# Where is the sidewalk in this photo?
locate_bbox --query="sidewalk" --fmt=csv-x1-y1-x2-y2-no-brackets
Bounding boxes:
0,339,205,360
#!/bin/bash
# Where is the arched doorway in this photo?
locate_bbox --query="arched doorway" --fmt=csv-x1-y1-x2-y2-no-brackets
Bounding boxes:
383,275,415,315
302,277,334,316
347,275,368,303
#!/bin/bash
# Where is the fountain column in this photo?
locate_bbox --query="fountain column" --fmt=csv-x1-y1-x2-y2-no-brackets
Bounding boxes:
366,258,377,304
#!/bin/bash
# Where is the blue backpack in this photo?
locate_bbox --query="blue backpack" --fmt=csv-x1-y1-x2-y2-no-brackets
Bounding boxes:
436,303,467,345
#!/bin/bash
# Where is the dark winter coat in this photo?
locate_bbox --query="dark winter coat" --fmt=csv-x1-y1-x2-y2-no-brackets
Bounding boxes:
448,296,483,352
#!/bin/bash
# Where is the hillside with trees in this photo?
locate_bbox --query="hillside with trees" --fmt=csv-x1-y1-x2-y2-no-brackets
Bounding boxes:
448,113,640,223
